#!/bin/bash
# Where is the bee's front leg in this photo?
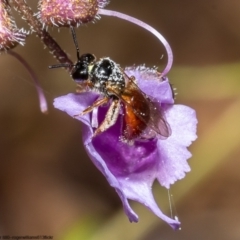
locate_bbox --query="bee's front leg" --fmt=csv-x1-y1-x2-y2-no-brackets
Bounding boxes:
73,97,108,118
93,99,120,137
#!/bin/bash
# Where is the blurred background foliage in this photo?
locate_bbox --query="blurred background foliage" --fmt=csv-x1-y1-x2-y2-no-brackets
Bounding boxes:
0,0,240,239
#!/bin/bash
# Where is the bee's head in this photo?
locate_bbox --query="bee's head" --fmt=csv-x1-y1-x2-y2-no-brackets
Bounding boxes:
48,27,96,83
71,53,96,82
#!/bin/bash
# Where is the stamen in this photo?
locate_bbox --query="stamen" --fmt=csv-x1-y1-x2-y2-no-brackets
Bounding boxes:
92,107,99,128
98,9,173,77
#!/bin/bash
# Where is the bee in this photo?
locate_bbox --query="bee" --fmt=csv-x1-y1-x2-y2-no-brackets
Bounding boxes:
50,27,171,142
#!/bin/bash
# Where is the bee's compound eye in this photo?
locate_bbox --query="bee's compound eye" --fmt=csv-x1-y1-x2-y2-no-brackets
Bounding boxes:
71,63,88,81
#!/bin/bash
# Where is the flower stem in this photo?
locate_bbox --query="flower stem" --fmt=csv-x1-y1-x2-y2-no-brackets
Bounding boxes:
8,50,48,113
98,9,173,77
11,0,73,70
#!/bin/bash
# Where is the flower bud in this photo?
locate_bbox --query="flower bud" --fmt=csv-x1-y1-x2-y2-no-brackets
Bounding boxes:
38,0,109,27
0,0,27,51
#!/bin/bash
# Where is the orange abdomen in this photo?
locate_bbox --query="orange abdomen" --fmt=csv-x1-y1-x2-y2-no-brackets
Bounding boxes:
122,90,150,140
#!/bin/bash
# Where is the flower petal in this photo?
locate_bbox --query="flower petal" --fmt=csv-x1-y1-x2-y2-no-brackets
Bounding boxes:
84,134,139,222
54,93,140,222
85,117,180,229
125,66,174,104
53,92,98,128
54,92,182,229
157,105,198,188
117,174,181,230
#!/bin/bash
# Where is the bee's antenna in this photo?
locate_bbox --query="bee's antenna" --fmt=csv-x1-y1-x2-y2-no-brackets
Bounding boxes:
49,63,73,69
70,26,80,60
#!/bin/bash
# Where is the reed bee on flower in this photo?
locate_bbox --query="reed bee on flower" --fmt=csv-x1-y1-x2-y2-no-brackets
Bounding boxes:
50,27,171,142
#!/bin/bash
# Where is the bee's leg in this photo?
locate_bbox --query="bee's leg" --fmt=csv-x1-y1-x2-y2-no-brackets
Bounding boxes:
130,76,136,83
76,80,94,93
76,82,88,93
93,99,120,137
73,97,108,117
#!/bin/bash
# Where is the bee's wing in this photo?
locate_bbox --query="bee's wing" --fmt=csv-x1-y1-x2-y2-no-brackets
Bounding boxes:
107,70,171,138
146,96,171,138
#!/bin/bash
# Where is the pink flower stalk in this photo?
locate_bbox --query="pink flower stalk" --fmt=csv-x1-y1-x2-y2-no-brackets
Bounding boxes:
38,0,109,27
0,0,27,50
98,9,173,77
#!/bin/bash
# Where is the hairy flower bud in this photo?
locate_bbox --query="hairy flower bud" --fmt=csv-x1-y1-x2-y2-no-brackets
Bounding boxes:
0,0,27,50
38,0,109,27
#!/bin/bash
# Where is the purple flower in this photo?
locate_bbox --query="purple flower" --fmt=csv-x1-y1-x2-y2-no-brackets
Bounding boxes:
0,0,27,50
53,65,197,229
38,0,110,27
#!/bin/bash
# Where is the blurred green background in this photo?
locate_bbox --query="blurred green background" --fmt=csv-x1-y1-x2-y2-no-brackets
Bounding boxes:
0,0,240,239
